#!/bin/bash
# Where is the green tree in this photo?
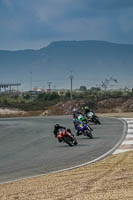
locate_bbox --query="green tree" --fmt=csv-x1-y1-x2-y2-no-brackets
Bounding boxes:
90,87,101,92
65,91,70,99
79,86,87,91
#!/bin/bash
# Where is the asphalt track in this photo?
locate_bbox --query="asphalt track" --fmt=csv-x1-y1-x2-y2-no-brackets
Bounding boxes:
0,116,125,183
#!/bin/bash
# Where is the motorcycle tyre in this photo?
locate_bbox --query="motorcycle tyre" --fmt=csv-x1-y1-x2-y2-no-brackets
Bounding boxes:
73,138,78,145
63,136,74,146
85,130,93,139
93,117,101,125
96,118,101,124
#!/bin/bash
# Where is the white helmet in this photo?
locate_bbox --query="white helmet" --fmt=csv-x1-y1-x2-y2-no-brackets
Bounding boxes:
73,108,78,112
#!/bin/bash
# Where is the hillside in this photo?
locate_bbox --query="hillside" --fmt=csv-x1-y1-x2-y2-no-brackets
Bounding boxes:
0,40,133,88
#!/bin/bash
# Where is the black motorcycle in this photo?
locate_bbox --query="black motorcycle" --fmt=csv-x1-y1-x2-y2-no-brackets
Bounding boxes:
85,112,101,125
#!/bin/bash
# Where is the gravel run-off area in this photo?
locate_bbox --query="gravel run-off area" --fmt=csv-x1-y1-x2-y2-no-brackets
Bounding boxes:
0,151,133,200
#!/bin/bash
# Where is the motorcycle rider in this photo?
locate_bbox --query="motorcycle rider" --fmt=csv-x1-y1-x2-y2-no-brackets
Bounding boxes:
84,106,101,124
77,114,93,132
73,107,83,119
73,117,80,129
75,121,83,136
73,116,87,136
53,124,74,142
84,106,94,118
78,114,88,124
73,107,78,118
84,106,91,115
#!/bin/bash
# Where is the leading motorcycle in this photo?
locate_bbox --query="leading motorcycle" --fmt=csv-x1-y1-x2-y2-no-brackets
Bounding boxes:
85,112,101,125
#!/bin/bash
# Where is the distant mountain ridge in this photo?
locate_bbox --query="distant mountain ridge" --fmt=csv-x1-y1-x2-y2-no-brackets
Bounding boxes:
0,40,133,89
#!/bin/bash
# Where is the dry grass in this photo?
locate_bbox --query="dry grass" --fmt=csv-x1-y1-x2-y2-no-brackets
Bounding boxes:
0,111,43,118
0,151,133,200
98,112,133,118
1,111,133,118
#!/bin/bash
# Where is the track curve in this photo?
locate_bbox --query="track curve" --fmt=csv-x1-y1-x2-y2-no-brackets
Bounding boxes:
0,116,125,183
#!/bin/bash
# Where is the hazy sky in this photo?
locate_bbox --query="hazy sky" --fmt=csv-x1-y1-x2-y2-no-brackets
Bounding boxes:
0,0,133,50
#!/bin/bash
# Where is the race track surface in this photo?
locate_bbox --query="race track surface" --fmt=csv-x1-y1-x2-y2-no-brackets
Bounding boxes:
0,116,125,183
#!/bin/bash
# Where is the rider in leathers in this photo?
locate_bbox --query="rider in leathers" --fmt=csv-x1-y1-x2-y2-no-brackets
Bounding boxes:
53,124,73,142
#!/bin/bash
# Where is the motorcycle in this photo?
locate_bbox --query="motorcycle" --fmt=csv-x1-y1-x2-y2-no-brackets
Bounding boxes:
76,122,93,139
85,112,101,125
57,128,78,146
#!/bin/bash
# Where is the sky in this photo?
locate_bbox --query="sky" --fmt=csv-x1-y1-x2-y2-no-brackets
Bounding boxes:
0,0,133,50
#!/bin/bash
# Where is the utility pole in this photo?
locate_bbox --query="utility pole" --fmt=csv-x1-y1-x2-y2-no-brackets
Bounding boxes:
47,81,52,92
69,71,74,100
30,71,33,91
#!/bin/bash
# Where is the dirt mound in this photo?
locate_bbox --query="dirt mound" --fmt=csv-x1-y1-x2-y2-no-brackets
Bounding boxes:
42,100,85,115
97,98,125,113
42,97,133,116
122,97,133,112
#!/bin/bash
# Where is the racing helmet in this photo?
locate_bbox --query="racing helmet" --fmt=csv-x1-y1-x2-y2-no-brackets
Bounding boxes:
73,107,78,112
84,106,89,110
55,124,60,129
78,114,84,122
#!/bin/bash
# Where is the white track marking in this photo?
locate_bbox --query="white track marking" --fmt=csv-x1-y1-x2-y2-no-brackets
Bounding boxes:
128,129,133,133
126,134,133,138
128,125,133,129
113,118,133,154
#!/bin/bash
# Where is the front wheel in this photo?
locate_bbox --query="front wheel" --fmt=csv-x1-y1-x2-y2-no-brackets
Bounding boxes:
93,117,101,124
96,118,101,124
63,136,74,146
85,130,93,139
73,138,78,145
